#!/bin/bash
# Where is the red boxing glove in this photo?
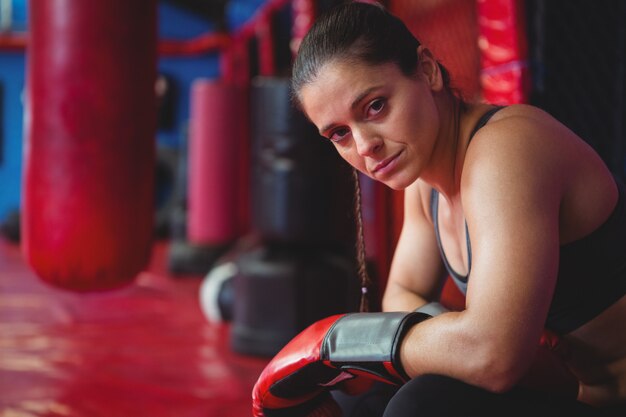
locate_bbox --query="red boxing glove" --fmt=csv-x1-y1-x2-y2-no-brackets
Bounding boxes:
252,312,431,417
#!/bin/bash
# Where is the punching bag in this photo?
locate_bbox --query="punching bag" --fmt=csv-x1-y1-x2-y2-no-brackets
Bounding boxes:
227,76,361,357
22,0,158,291
231,243,359,357
167,79,246,275
187,79,244,247
250,76,354,246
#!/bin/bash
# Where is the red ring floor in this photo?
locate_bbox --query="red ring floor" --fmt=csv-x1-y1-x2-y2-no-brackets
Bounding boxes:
0,238,269,416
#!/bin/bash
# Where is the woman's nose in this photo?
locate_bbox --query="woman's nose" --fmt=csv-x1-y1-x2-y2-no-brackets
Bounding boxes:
353,129,383,157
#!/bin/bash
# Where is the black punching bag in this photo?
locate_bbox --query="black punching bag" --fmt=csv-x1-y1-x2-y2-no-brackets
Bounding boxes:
249,76,354,247
228,76,360,356
231,244,359,357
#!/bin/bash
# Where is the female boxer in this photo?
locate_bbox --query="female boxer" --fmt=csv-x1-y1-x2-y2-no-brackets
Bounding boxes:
253,2,626,416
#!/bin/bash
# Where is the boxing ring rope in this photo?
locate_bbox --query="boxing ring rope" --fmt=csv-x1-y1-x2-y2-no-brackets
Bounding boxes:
0,0,295,60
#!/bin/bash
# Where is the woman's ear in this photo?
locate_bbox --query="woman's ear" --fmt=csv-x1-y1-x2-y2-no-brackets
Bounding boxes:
417,45,444,92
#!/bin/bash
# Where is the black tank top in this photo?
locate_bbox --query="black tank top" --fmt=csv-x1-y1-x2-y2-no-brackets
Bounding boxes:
431,107,626,334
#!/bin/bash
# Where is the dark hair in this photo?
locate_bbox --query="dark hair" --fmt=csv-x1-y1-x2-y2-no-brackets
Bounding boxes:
292,1,451,103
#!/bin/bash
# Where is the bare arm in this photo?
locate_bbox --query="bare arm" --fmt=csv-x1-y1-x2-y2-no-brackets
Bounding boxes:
397,115,565,392
382,181,447,312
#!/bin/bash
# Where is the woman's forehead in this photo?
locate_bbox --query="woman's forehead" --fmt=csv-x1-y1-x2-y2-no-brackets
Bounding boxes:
301,61,404,104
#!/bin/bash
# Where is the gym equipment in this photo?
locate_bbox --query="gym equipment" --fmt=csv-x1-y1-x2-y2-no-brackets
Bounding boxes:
200,259,236,323
168,78,248,276
199,236,260,323
253,312,430,416
187,79,244,247
230,243,359,357
249,76,354,246
224,75,360,357
22,0,157,291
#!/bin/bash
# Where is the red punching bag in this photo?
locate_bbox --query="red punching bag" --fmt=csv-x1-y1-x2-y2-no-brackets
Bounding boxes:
187,79,243,247
22,0,158,291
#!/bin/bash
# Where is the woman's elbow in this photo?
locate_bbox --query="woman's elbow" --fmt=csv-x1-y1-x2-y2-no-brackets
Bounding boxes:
480,371,520,394
470,346,533,394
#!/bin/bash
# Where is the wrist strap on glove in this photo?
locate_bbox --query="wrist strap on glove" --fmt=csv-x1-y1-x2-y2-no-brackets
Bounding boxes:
321,312,431,384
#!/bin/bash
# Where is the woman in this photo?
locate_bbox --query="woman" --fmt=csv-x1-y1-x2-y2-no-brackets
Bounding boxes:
253,2,626,416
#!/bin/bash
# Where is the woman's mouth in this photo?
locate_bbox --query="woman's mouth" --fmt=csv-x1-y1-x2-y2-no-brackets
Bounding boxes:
372,151,402,178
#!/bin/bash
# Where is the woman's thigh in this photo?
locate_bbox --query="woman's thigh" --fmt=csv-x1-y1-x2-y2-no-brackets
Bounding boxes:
381,374,604,417
332,381,398,417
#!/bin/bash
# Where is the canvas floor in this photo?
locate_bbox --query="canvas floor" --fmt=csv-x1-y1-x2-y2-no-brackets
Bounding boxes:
0,238,269,416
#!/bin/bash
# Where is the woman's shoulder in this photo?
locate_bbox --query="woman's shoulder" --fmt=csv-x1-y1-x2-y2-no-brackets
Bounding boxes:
461,104,587,198
494,103,551,119
461,103,613,210
464,103,587,169
475,104,568,139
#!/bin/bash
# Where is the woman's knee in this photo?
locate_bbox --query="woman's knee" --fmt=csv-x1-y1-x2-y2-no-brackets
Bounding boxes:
382,374,501,417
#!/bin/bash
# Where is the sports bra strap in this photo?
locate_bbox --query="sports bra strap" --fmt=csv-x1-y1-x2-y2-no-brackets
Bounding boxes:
430,106,505,294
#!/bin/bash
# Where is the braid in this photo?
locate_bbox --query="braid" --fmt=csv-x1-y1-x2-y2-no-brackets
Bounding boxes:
352,168,371,312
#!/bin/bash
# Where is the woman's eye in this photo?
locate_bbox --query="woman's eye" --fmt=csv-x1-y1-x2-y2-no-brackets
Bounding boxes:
329,127,350,143
367,98,385,117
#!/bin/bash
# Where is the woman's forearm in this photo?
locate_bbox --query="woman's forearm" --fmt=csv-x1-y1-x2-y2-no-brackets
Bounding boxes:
398,311,533,393
382,283,430,312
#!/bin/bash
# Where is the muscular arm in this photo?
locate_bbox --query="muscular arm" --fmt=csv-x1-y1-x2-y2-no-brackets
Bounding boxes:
398,114,565,392
382,181,447,312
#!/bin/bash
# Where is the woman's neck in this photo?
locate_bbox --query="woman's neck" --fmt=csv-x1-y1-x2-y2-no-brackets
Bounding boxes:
421,95,493,203
419,93,465,199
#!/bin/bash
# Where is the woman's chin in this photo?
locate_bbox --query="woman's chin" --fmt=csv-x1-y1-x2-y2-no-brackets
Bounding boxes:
383,175,416,191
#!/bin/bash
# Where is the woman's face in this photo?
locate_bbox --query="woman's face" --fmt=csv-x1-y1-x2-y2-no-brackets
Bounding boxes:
299,56,441,190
